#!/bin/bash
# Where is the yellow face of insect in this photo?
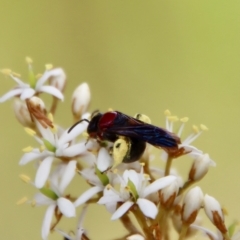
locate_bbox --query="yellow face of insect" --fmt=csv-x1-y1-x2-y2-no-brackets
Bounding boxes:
112,137,131,167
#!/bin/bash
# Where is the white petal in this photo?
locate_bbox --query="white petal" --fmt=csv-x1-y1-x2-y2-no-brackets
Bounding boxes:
97,147,113,172
74,186,103,207
57,197,76,217
56,142,87,158
59,161,76,194
143,175,176,197
20,88,35,100
105,201,118,214
34,192,55,206
35,120,55,146
61,121,88,145
35,157,54,188
137,198,158,219
19,150,46,165
10,75,28,87
111,201,134,220
0,88,23,102
38,85,64,100
41,204,56,240
36,68,65,88
76,205,87,239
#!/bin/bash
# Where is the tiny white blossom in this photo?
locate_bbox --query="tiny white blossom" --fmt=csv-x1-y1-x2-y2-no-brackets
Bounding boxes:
0,62,65,102
33,161,77,240
98,167,177,220
19,120,88,188
74,148,116,207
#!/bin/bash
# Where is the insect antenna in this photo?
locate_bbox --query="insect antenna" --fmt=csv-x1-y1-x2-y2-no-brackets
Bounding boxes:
68,119,90,133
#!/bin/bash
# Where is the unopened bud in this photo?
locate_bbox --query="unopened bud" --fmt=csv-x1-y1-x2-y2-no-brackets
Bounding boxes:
72,83,91,120
160,179,179,209
203,194,227,234
188,154,216,181
13,99,33,128
48,68,66,93
182,187,203,224
26,97,53,128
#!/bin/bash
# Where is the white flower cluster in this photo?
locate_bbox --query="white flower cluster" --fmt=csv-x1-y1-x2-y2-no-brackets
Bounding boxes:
1,58,239,240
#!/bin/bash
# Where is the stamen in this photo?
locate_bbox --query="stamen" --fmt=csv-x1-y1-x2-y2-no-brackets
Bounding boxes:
164,109,171,116
140,162,145,166
45,64,53,70
24,127,36,136
16,197,28,205
1,68,12,76
22,146,33,152
200,124,208,131
192,125,199,133
25,57,33,64
12,72,21,78
19,174,31,183
180,117,189,123
167,116,179,122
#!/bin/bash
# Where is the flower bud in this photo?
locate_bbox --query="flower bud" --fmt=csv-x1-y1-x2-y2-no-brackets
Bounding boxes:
203,194,227,234
26,97,53,128
48,68,66,93
13,99,34,128
188,153,216,181
72,83,91,120
160,179,179,209
182,186,203,225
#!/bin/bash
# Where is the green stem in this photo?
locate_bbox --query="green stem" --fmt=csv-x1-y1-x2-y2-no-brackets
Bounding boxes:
164,156,173,176
178,223,189,240
222,232,231,240
132,206,155,240
120,213,140,235
178,180,194,196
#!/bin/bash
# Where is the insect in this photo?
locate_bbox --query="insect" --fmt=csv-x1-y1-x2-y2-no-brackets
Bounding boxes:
68,111,181,163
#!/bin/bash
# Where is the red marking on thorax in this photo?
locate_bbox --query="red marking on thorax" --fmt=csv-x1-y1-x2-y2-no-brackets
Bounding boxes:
99,111,117,129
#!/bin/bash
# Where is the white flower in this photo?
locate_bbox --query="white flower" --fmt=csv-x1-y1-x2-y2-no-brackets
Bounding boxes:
0,62,65,102
74,148,116,207
19,120,88,188
33,161,77,240
98,167,176,220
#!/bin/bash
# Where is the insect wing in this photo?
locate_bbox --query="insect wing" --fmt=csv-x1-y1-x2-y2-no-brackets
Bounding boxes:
105,113,180,149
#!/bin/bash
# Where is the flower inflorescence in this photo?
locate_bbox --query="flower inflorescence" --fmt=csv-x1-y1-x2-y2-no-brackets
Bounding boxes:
1,58,239,240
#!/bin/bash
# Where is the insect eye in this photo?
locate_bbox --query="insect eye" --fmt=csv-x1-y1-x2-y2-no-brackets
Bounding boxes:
134,113,151,124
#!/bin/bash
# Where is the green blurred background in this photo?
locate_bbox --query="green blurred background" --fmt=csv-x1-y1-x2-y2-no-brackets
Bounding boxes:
0,1,240,239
